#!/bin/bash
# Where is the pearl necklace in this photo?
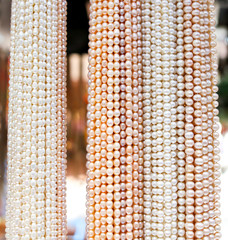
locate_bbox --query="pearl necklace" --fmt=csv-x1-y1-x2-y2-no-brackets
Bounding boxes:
6,0,67,238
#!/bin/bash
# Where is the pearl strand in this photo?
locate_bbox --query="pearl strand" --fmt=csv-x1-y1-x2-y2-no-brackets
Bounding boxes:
124,1,134,239
167,1,179,239
45,1,58,238
208,0,221,238
141,0,152,238
35,1,46,238
183,0,195,238
131,0,140,238
202,1,215,238
192,1,209,238
6,1,23,238
86,0,97,238
112,1,121,239
119,0,126,239
136,1,144,238
176,1,186,240
57,0,67,238
105,1,116,239
5,0,17,238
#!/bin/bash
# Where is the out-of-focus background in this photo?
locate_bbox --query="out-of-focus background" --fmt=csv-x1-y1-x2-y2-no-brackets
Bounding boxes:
1,0,228,239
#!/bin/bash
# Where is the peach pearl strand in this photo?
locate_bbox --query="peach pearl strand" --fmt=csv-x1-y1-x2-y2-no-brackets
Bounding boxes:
191,1,210,239
208,0,221,238
119,0,127,238
183,0,196,239
104,1,117,239
56,0,67,238
201,1,216,238
96,1,107,239
141,0,153,238
112,1,121,239
175,1,186,240
86,0,98,238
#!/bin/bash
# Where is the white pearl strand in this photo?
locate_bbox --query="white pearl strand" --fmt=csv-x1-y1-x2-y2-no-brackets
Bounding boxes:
46,1,58,239
131,0,140,238
141,0,153,238
136,1,144,238
176,1,186,240
124,1,134,239
6,1,22,238
34,1,46,238
57,0,67,238
164,1,179,239
5,0,17,238
208,0,221,239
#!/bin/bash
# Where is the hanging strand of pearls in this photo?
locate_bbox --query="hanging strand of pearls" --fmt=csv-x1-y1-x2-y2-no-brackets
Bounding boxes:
136,0,144,238
119,0,126,238
6,0,21,238
183,0,196,238
6,0,67,239
112,1,121,239
176,1,186,239
208,0,221,238
176,0,186,240
57,0,67,238
131,0,140,238
86,0,100,238
141,0,152,238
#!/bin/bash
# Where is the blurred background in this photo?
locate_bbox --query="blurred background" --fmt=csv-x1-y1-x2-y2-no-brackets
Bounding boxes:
1,0,228,239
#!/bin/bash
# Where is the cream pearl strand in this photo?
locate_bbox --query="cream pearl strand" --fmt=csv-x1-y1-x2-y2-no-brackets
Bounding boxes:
136,0,144,238
131,0,140,238
5,0,17,238
141,0,153,238
124,1,134,239
163,1,179,239
6,1,23,238
45,1,59,238
57,0,67,238
176,1,186,240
